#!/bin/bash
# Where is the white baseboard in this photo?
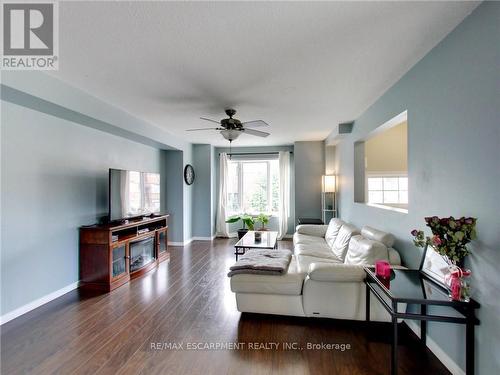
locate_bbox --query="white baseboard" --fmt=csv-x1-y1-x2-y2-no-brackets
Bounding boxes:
168,240,191,246
282,234,293,239
169,235,217,246
405,320,465,375
0,281,79,325
191,235,216,241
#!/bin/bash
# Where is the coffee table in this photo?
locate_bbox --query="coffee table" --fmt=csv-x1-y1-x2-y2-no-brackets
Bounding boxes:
234,231,278,261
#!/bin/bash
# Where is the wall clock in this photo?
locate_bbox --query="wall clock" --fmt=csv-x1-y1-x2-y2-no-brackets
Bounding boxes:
184,164,195,185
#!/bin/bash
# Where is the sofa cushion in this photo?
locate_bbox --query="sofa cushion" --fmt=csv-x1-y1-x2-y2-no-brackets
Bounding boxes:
331,224,360,261
294,243,340,261
361,226,395,248
296,255,341,274
324,218,345,248
388,248,401,266
308,263,366,282
345,235,389,265
295,224,329,237
293,233,327,247
230,256,305,295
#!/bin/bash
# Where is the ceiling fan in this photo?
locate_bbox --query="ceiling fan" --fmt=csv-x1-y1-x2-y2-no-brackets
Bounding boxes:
186,109,270,142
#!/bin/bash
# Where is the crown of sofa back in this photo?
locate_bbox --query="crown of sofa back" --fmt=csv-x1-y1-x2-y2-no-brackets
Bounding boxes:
294,219,401,267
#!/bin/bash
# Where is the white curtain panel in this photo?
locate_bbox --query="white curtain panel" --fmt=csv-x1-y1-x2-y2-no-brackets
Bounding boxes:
216,152,230,237
278,151,290,240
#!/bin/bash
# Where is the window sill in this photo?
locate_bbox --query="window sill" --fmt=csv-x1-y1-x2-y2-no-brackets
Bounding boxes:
227,213,278,218
364,203,408,214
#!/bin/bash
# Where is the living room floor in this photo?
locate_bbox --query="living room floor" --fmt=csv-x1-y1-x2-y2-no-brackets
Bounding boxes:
1,239,449,375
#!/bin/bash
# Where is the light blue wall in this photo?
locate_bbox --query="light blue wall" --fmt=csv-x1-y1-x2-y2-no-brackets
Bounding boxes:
163,150,184,243
334,3,499,374
183,145,194,241
1,73,195,244
1,72,195,316
0,100,163,315
210,146,216,236
192,144,214,238
214,145,295,235
294,141,325,223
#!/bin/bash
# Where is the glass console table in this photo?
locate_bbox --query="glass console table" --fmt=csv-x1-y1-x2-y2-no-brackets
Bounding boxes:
364,267,480,375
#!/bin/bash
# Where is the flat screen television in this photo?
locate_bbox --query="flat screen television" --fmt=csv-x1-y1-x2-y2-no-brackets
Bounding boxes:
109,168,161,221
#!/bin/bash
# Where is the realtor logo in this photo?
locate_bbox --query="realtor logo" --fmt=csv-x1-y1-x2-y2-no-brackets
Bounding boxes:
1,1,58,69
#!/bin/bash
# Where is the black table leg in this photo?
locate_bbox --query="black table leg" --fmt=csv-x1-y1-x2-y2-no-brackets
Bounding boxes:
421,304,427,346
391,312,398,375
365,282,370,322
466,314,475,375
235,247,244,261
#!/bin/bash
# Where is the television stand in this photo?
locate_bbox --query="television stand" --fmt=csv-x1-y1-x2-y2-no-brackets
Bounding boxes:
79,214,170,291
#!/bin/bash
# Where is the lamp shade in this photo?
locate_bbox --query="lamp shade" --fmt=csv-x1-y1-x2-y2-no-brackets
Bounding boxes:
221,129,241,141
322,175,336,193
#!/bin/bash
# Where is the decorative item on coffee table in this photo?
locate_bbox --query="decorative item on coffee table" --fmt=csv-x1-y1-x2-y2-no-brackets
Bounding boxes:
254,231,262,242
411,216,477,301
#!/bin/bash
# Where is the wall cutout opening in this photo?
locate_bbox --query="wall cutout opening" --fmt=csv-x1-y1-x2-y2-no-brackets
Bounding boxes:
354,111,408,213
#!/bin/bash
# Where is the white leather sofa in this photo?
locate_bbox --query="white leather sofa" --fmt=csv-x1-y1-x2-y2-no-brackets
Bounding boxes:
230,218,404,321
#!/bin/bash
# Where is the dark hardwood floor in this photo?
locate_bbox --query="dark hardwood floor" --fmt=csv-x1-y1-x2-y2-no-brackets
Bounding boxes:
1,239,450,375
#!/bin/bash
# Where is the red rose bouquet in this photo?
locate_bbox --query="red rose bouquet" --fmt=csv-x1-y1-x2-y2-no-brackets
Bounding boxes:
411,216,477,265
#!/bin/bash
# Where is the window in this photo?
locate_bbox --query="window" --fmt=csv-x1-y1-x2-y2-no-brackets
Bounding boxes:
354,110,408,212
227,159,279,215
367,176,408,205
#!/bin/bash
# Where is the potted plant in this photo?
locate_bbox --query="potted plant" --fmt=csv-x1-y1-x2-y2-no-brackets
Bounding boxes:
226,214,255,239
255,213,271,231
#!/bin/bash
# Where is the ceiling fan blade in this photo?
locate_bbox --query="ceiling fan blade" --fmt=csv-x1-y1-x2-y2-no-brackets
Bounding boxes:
242,128,270,137
186,127,223,131
241,120,269,128
200,117,221,124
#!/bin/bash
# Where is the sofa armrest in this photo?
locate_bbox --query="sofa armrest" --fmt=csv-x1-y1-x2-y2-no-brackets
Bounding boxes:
388,248,401,266
307,263,366,282
296,225,329,237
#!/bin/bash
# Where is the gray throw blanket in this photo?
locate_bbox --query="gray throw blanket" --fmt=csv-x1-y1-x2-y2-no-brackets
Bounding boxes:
228,249,292,277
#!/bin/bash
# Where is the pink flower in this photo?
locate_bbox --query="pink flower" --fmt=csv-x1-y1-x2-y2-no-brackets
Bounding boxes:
432,235,442,246
411,229,418,236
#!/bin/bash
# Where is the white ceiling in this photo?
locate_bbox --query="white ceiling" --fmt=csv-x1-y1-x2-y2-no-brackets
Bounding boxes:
49,1,479,147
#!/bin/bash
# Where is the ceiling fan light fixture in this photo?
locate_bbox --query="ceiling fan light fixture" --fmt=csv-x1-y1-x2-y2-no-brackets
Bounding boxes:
220,129,241,141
